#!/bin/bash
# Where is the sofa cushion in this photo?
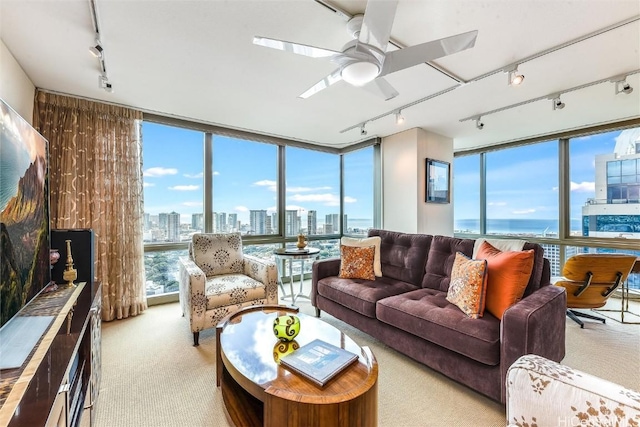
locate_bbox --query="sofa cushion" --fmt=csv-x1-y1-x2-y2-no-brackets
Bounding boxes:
422,235,475,291
205,273,266,310
339,244,376,280
317,276,420,318
521,242,546,296
477,241,535,319
368,229,432,287
446,252,488,319
377,288,501,365
341,236,383,277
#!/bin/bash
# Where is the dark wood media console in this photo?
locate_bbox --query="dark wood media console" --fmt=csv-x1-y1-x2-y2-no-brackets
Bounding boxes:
0,282,101,427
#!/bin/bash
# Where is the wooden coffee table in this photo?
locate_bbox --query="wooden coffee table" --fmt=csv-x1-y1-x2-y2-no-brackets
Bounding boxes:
216,305,378,427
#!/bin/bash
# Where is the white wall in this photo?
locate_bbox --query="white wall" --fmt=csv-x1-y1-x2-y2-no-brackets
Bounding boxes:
382,128,453,235
0,39,35,124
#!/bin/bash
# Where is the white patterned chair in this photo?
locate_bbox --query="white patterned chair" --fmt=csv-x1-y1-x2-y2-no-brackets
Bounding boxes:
506,354,640,427
178,232,278,345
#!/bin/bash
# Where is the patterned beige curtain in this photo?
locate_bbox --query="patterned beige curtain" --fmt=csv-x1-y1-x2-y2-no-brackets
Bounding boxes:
33,90,147,321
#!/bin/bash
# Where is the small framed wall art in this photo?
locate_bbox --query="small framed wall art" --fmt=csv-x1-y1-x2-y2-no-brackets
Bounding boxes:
425,158,450,203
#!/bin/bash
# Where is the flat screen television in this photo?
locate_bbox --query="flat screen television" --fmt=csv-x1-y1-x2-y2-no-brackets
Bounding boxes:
0,98,50,329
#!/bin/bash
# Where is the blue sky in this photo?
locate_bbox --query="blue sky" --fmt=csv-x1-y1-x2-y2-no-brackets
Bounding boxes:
142,122,373,224
142,121,635,226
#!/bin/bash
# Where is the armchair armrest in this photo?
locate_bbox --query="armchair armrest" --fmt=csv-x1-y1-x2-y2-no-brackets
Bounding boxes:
178,256,207,333
507,354,640,427
500,285,567,403
243,254,279,304
311,257,341,306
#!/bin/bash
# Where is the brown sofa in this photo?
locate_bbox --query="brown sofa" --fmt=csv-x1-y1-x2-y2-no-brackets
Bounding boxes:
311,229,566,403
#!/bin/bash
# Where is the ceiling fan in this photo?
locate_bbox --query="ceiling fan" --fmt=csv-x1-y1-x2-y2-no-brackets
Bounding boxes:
253,0,478,100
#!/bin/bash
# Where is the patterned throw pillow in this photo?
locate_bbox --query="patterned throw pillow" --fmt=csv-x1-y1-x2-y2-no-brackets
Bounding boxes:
341,236,383,277
191,233,244,276
339,245,376,281
476,241,534,319
446,252,488,319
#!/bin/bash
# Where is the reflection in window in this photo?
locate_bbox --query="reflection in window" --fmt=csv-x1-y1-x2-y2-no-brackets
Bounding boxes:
486,141,558,236
453,154,481,233
212,136,278,235
285,147,340,236
344,147,374,236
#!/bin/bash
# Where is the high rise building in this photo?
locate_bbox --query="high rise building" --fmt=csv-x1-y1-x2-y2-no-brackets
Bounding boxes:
581,129,640,288
250,210,267,234
143,212,150,231
307,210,317,235
219,212,227,232
167,211,181,242
286,210,299,236
191,213,203,231
159,213,168,233
228,213,238,231
325,214,340,234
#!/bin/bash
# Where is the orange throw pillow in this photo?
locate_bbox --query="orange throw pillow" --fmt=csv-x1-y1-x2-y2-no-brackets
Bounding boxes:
476,241,534,319
339,245,376,280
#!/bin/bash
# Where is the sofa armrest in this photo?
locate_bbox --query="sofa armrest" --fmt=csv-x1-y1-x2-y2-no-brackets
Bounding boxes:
507,354,640,426
500,285,567,403
178,256,207,333
311,257,341,306
243,254,279,304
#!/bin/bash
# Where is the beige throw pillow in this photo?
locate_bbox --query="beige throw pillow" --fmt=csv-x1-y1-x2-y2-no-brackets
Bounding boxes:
341,236,382,277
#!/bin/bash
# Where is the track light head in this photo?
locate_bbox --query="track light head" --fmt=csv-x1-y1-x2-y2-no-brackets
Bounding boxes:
98,74,114,93
89,43,103,58
475,117,484,130
395,110,405,125
552,96,565,110
615,79,633,95
507,67,525,86
360,123,367,136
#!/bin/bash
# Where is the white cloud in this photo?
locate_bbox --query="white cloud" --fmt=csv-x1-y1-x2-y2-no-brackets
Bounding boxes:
570,181,595,192
512,209,536,214
344,196,357,203
235,206,249,212
182,201,202,207
169,185,199,191
144,167,178,177
213,171,220,176
488,201,507,206
253,180,277,192
143,182,155,188
287,186,332,193
183,172,203,179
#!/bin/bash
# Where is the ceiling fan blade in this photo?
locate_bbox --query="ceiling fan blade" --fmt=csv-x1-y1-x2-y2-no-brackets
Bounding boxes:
253,36,340,58
363,77,399,101
299,68,343,99
358,0,399,52
380,30,478,77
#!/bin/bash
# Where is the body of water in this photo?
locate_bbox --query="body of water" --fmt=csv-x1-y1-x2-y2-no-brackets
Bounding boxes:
455,218,583,235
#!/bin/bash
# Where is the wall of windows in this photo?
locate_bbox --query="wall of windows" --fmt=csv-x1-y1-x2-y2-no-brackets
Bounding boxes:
454,123,640,290
142,119,379,298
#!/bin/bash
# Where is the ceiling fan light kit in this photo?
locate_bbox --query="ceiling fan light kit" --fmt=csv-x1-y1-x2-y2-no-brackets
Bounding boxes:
341,60,380,86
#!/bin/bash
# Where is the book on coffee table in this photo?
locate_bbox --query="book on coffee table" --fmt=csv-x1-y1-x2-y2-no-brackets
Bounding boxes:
279,338,359,387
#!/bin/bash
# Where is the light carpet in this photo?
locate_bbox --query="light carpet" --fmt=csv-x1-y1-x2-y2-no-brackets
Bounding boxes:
95,286,640,427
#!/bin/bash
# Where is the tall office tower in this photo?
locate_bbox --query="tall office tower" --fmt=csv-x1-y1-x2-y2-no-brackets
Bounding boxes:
250,210,267,235
167,211,181,242
191,213,204,231
581,130,640,288
143,213,150,231
219,212,227,232
541,244,578,277
286,210,299,236
272,213,278,233
307,210,317,235
265,215,272,234
228,213,238,231
325,214,340,234
159,213,169,233
212,212,219,232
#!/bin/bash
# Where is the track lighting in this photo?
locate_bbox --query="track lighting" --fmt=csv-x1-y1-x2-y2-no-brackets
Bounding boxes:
475,117,484,130
89,42,103,58
395,110,405,125
507,66,525,86
614,79,633,95
98,74,114,93
360,123,367,136
550,95,565,110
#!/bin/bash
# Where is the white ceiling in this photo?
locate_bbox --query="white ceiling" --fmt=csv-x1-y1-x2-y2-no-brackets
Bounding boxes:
1,0,639,152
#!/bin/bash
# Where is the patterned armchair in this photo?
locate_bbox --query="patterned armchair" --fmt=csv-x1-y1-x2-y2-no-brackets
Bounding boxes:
506,354,640,427
178,232,278,345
